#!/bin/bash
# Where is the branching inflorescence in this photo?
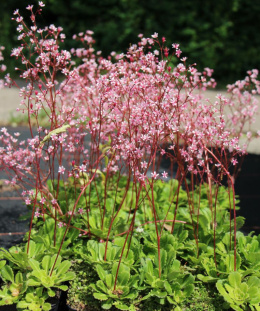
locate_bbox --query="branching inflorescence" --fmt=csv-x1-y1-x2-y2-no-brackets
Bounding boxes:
0,2,260,277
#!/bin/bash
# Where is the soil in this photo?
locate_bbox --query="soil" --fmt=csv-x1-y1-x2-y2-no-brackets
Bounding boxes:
0,186,29,249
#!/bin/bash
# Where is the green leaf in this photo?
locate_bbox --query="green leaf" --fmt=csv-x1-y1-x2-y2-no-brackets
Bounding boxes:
47,288,55,297
155,249,167,269
27,277,42,286
101,302,113,309
144,272,154,284
14,272,23,285
181,274,194,289
171,259,181,271
105,274,113,288
27,241,37,258
93,292,109,301
43,302,52,311
97,265,106,281
1,265,14,282
117,271,130,286
17,301,29,308
0,260,6,270
56,260,71,277
229,304,244,311
216,281,233,304
40,124,70,146
96,280,108,293
229,272,241,288
184,284,194,297
154,279,165,289
197,274,218,283
57,284,68,292
146,259,154,275
112,263,130,286
248,276,260,289
116,303,130,310
179,230,188,243
56,272,75,283
247,252,260,263
29,258,41,274
42,256,51,273
50,255,61,270
150,289,167,298
123,291,138,299
164,281,172,294
225,254,241,272
167,296,175,304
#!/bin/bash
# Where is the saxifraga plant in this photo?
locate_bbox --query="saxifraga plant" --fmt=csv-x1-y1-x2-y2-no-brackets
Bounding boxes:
0,2,260,308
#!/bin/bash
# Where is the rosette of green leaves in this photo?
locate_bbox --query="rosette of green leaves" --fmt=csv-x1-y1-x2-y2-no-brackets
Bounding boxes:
90,262,139,310
237,232,260,274
27,255,75,297
139,250,194,311
77,237,141,270
0,240,46,271
216,272,260,311
28,218,80,258
0,262,27,306
16,287,51,311
82,204,129,240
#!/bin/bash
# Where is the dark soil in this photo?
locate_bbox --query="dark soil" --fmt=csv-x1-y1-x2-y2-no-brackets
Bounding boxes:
0,186,29,249
235,153,260,235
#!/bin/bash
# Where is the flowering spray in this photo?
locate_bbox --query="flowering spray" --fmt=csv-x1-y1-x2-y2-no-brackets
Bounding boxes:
0,3,260,283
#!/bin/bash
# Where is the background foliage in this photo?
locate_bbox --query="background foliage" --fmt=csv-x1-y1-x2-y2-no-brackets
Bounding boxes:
1,0,259,87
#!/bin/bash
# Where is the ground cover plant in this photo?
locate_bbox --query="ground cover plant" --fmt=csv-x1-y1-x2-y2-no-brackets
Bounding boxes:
0,2,260,310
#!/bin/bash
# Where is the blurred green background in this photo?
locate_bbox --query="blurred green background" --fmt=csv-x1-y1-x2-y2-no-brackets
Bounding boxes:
1,0,259,87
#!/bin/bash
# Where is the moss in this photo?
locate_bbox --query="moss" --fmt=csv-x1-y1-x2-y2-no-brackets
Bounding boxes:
179,283,225,311
67,260,102,311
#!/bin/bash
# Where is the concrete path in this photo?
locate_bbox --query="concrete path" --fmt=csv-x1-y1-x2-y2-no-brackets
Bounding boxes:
0,86,260,154
0,87,21,125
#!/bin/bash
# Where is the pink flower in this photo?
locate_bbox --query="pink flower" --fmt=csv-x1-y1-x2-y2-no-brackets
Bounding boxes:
141,161,147,169
231,158,238,166
247,131,252,139
151,32,158,38
78,208,84,214
40,197,46,204
79,164,86,172
46,81,54,88
151,171,159,179
58,165,65,174
58,222,64,228
160,149,166,155
175,49,182,58
25,198,31,205
161,171,168,178
38,1,45,7
138,173,146,183
26,5,33,10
